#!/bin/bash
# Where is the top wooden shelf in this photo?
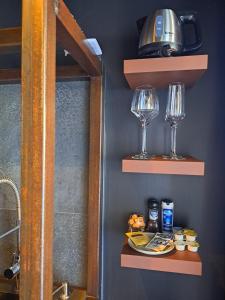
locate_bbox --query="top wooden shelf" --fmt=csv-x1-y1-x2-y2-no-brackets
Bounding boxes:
124,55,208,89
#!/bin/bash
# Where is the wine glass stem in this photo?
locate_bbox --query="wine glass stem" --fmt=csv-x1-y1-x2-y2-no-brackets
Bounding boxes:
171,124,177,158
141,122,147,155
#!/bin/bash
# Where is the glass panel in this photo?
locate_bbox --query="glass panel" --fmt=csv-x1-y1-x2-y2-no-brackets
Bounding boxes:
54,81,90,288
0,84,20,295
0,80,90,297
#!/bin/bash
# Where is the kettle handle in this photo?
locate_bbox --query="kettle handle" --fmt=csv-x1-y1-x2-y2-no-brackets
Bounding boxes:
179,13,202,54
136,16,147,35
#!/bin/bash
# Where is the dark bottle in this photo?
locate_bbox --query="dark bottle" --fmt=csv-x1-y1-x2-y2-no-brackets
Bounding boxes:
146,199,159,233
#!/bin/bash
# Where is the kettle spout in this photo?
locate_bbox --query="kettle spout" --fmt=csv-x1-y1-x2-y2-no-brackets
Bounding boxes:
136,16,147,34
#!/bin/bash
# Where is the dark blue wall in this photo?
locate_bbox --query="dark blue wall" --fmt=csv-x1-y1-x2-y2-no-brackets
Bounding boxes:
69,0,225,299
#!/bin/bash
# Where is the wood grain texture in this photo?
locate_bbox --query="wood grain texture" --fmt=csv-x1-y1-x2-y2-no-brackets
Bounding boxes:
0,65,89,84
121,244,202,276
0,27,21,54
124,55,208,89
0,68,21,84
87,76,102,298
70,287,86,300
56,0,101,76
56,65,89,81
21,0,56,299
122,155,205,176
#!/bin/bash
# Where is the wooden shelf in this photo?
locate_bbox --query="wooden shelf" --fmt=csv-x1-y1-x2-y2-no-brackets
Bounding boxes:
124,55,208,89
121,243,202,276
122,155,205,176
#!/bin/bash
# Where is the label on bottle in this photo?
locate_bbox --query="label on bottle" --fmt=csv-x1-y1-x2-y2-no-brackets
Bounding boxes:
162,209,173,232
149,209,158,221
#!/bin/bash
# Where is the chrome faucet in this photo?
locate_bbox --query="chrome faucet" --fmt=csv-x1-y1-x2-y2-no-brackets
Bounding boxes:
52,282,70,299
0,175,70,299
4,253,20,279
0,176,21,279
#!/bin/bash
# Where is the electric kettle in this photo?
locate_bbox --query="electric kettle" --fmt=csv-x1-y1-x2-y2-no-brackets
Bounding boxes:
137,9,202,57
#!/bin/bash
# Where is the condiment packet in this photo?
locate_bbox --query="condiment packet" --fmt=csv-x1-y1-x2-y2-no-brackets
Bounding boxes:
125,232,151,247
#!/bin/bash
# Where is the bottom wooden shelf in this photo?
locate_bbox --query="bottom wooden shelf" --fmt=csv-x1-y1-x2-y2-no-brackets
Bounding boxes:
121,244,202,276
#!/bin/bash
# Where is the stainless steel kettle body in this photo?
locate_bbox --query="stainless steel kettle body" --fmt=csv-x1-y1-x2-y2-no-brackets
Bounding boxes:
137,9,202,57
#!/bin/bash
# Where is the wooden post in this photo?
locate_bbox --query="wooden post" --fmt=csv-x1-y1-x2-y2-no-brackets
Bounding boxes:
20,0,56,299
87,76,102,299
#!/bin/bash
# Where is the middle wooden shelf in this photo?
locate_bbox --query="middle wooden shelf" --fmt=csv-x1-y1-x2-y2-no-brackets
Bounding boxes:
122,155,205,176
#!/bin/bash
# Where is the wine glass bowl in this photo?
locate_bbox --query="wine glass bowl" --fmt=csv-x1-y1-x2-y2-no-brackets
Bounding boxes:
131,89,159,123
165,83,185,160
131,86,159,159
165,83,185,123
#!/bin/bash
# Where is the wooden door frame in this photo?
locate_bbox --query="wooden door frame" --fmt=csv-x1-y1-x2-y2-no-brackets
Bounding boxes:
20,0,56,299
20,0,102,299
87,76,103,298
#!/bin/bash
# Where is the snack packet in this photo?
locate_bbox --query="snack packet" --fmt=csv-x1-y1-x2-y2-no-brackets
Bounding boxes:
155,232,173,240
125,232,151,247
145,233,172,252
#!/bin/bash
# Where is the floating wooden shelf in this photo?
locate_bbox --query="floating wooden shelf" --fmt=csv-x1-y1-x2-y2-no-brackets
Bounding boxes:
121,243,202,276
124,55,208,89
122,155,205,176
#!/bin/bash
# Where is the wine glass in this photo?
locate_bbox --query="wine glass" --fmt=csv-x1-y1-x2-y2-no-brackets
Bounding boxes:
165,83,185,160
131,86,159,159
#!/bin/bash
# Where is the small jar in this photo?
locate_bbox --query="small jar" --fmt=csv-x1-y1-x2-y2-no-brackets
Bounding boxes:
187,242,199,252
128,213,145,232
183,229,197,242
174,241,186,251
174,231,184,241
186,234,197,242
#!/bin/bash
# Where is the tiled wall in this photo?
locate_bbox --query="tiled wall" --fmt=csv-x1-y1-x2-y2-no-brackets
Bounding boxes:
0,81,90,287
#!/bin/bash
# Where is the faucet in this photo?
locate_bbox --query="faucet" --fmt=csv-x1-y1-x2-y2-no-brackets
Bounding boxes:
0,176,21,280
0,176,70,299
52,282,70,299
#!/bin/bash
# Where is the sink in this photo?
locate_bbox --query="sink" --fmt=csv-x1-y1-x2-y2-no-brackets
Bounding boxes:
0,293,19,300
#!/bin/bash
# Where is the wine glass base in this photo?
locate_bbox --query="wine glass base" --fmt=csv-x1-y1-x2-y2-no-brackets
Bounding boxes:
162,155,186,161
132,154,156,160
